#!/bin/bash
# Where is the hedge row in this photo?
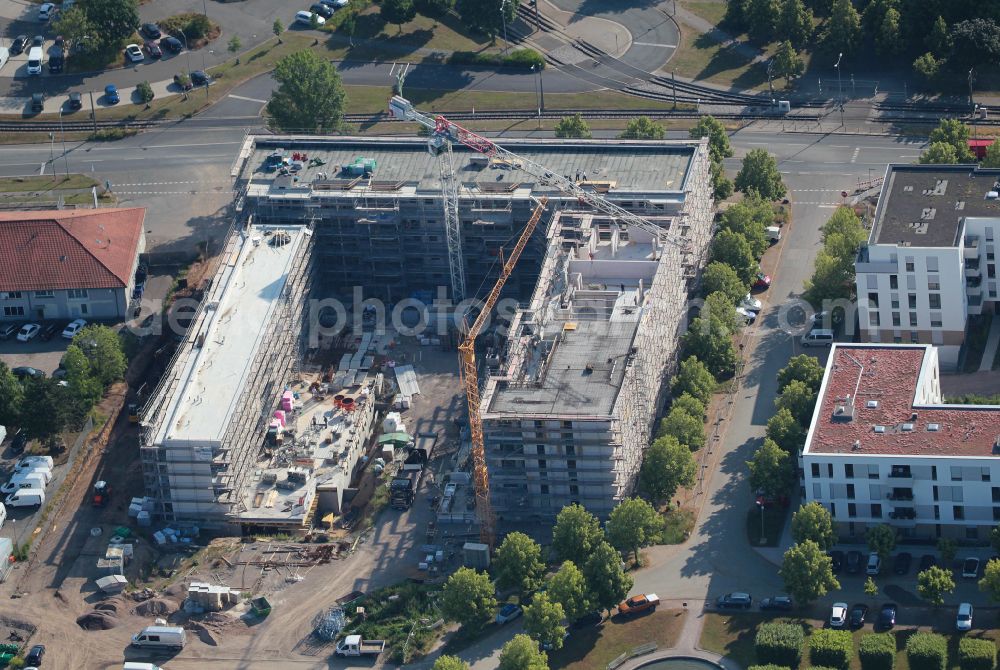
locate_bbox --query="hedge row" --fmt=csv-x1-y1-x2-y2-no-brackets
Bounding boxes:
448,48,546,70
859,633,896,670
959,638,997,670
809,629,853,670
755,623,805,668
907,632,948,670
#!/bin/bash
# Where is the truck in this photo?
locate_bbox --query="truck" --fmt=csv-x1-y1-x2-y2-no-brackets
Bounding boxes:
131,625,186,650
92,480,112,507
618,593,660,616
335,635,385,657
390,474,415,510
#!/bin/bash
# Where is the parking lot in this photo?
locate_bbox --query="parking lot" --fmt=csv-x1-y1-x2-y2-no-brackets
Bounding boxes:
0,322,71,378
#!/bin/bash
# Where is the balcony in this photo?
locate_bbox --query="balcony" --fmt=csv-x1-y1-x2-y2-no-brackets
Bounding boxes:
964,236,980,259
969,293,984,315
889,508,917,520
887,489,914,501
967,275,983,295
887,468,913,480
966,258,982,278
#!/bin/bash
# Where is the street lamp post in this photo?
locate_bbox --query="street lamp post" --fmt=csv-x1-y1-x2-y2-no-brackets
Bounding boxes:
500,0,509,57
60,108,69,177
532,64,541,123
834,52,843,127
177,28,191,75
968,68,975,110
757,501,765,544
767,59,774,100
48,132,54,167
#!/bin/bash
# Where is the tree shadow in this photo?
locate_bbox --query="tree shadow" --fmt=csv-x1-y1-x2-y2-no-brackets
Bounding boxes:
571,0,661,21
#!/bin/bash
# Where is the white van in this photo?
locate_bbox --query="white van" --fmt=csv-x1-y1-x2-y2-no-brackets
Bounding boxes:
5,488,44,508
15,455,53,470
10,465,51,484
26,46,43,75
766,226,782,243
1,472,47,494
801,328,835,347
131,626,186,650
124,663,166,670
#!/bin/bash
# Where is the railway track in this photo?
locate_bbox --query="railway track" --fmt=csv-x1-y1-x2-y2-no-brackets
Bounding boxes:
0,118,164,133
342,108,820,122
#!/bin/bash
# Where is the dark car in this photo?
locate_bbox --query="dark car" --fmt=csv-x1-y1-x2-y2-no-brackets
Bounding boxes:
54,35,64,49
829,550,845,573
161,35,183,53
141,22,161,39
48,52,64,73
760,596,794,611
716,592,753,609
67,91,82,110
846,550,863,574
104,84,119,104
877,603,897,630
893,552,912,576
310,2,334,17
9,430,27,455
0,323,19,340
919,554,937,572
25,644,44,665
12,366,45,379
173,72,193,91
190,69,210,86
38,322,58,341
849,603,869,629
32,34,44,47
144,39,162,58
571,611,603,630
30,92,43,113
10,35,28,55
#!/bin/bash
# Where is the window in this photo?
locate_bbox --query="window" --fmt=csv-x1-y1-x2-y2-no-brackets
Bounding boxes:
891,296,900,309
927,257,939,272
566,445,575,456
905,261,915,272
928,280,940,291
811,463,820,477
845,464,854,479
910,331,919,343
2,291,22,300
569,484,579,496
954,505,965,520
929,294,941,309
33,290,53,299
993,487,1000,503
848,503,857,518
66,289,88,299
871,504,882,518
994,507,1000,522
868,465,880,480
830,502,837,518
889,275,898,290
932,465,937,480
933,486,939,501
934,505,940,520
538,459,547,470
2,306,24,317
909,313,918,327
952,466,963,481
984,468,992,482
540,484,549,494
868,292,879,308
869,312,880,327
892,312,901,327
567,460,577,471
828,463,834,478
847,484,855,499
908,294,917,309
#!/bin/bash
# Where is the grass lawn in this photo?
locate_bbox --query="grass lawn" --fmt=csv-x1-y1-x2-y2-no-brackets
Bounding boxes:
745,504,789,548
680,0,728,26
549,609,686,670
662,506,696,544
0,174,98,192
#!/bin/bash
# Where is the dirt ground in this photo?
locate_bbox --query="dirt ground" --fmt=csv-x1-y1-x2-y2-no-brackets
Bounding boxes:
0,326,467,669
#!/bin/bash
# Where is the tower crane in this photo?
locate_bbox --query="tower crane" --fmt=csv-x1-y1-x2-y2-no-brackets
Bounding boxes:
387,94,694,547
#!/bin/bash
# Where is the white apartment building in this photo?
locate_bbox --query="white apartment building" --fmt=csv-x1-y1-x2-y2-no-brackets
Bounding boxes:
856,165,1000,368
802,343,1000,542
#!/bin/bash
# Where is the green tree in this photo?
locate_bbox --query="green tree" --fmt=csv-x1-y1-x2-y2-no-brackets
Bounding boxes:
548,561,593,622
701,262,748,304
949,18,1000,69
864,576,879,597
926,16,950,56
618,116,665,140
18,378,67,441
790,501,835,549
136,80,154,103
273,18,284,42
735,148,787,201
659,405,705,451
778,355,824,395
267,50,346,133
606,498,663,564
62,344,102,426
457,0,519,39
775,379,818,425
690,115,734,163
340,11,358,45
704,291,739,333
982,141,1000,168
440,567,497,629
917,566,955,606
749,438,794,498
876,8,903,55
822,0,860,55
937,538,957,562
554,113,592,139
85,0,140,52
583,541,633,614
866,524,897,560
552,503,603,564
821,205,866,247
53,6,95,54
720,196,772,258
779,0,813,48
640,435,696,504
711,229,757,285
682,316,738,378
928,119,974,161
780,540,840,604
0,362,23,428
75,325,126,388
766,408,806,453
711,160,734,200
912,52,941,84
499,634,548,670
671,393,706,420
523,593,567,650
228,35,242,59
773,40,805,83
494,532,544,596
381,0,417,31
919,141,960,165
747,0,780,44
861,0,895,39
672,356,716,406
978,558,1000,602
433,657,470,670
416,0,454,15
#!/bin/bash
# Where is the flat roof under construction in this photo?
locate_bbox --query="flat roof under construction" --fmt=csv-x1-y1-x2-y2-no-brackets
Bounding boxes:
152,225,309,445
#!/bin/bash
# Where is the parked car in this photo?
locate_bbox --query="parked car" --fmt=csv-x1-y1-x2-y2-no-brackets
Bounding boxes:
38,3,55,21
0,323,19,340
892,552,912,576
877,603,897,630
141,22,161,39
25,644,44,666
12,366,44,379
173,72,193,91
310,2,334,18
32,35,44,47
801,328,835,347
962,557,980,578
48,51,63,73
66,91,82,111
62,318,86,339
496,604,522,624
829,550,844,573
38,322,58,341
144,40,162,58
618,593,659,616
16,323,40,341
759,596,794,611
919,554,937,571
736,306,756,325
845,550,863,574
104,84,119,104
741,294,762,311
8,431,27,455
866,552,882,576
956,603,973,631
190,69,210,86
295,10,326,25
321,0,350,6
161,36,183,53
716,592,752,609
125,43,144,62
10,35,28,55
753,272,772,290
29,93,43,114
849,604,869,629
830,602,848,628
